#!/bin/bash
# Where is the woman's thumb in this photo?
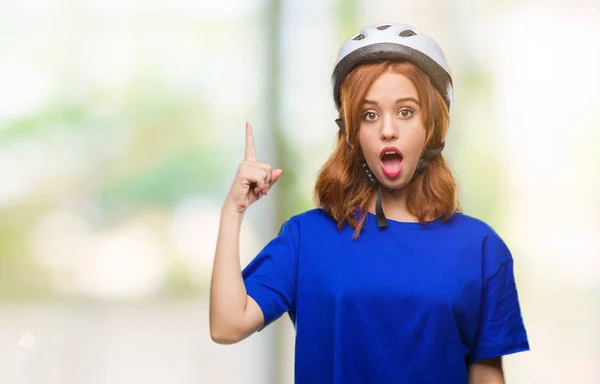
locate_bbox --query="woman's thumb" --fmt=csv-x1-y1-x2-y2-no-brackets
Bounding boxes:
270,169,283,186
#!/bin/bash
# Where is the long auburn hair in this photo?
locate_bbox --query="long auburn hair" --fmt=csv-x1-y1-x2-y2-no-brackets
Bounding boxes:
314,60,459,238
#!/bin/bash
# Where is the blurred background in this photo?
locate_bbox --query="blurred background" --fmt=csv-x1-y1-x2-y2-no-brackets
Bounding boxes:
0,0,599,382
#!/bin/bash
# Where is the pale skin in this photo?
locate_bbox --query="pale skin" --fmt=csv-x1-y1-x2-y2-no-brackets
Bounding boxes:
209,74,505,382
209,121,279,344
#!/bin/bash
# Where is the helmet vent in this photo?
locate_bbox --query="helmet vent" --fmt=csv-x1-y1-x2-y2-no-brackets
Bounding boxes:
352,33,365,41
376,25,391,30
399,30,417,37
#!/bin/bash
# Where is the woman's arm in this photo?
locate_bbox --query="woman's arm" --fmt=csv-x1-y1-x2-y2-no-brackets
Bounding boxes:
209,208,264,344
209,122,282,344
468,357,504,384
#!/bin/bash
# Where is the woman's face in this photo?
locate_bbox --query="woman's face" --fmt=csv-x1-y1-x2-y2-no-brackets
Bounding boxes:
357,71,426,190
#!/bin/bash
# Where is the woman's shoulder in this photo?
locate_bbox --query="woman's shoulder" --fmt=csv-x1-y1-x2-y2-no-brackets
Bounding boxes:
451,211,515,256
286,208,337,227
451,214,518,280
274,208,340,244
445,212,505,243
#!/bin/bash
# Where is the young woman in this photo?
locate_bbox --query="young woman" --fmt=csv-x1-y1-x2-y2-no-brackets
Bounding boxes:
210,23,529,383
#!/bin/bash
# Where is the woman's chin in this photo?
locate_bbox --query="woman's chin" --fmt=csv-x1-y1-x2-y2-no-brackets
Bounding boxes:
377,176,409,192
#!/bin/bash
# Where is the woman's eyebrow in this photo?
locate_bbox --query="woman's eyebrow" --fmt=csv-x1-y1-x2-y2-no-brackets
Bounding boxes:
363,97,420,106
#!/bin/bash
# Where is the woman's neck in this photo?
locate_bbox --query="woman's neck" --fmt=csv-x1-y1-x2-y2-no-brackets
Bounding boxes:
367,186,419,223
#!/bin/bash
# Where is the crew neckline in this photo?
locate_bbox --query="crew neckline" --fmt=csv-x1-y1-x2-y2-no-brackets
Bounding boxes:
366,211,447,230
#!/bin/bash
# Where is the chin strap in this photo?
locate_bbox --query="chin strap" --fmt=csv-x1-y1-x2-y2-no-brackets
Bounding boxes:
375,184,388,229
362,162,388,229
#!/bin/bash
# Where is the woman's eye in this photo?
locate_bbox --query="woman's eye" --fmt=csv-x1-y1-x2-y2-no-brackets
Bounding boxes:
398,108,413,118
363,112,377,121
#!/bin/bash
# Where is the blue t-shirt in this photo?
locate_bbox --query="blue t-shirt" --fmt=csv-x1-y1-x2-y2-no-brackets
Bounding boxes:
242,209,529,383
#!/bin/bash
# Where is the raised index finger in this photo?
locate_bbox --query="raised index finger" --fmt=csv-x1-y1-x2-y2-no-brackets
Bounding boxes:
245,121,256,161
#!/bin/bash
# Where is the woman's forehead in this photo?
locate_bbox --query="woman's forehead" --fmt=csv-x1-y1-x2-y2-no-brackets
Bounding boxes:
364,72,419,102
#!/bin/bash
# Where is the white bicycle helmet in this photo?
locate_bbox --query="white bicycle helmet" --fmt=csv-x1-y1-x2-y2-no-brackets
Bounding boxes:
332,23,453,112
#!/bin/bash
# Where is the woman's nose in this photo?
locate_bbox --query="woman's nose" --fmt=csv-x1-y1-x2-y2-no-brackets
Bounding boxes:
380,115,399,141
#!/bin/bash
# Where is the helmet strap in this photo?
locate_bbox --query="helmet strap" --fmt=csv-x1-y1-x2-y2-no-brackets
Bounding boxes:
335,118,352,147
335,118,345,133
414,85,443,174
375,184,388,229
415,144,444,173
360,161,388,229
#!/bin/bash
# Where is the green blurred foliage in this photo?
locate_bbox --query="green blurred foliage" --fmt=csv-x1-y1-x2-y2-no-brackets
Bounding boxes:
0,74,223,300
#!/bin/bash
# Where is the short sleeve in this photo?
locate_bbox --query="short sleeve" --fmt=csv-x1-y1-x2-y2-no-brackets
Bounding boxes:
468,233,530,362
242,219,299,329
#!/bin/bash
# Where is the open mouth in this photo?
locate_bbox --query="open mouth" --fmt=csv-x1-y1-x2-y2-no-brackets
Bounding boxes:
380,147,403,178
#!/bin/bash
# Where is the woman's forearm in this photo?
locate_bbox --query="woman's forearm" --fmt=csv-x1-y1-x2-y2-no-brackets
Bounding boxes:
468,358,504,384
209,206,253,343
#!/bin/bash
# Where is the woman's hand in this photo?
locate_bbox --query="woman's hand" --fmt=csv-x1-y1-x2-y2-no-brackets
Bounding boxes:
224,122,282,214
